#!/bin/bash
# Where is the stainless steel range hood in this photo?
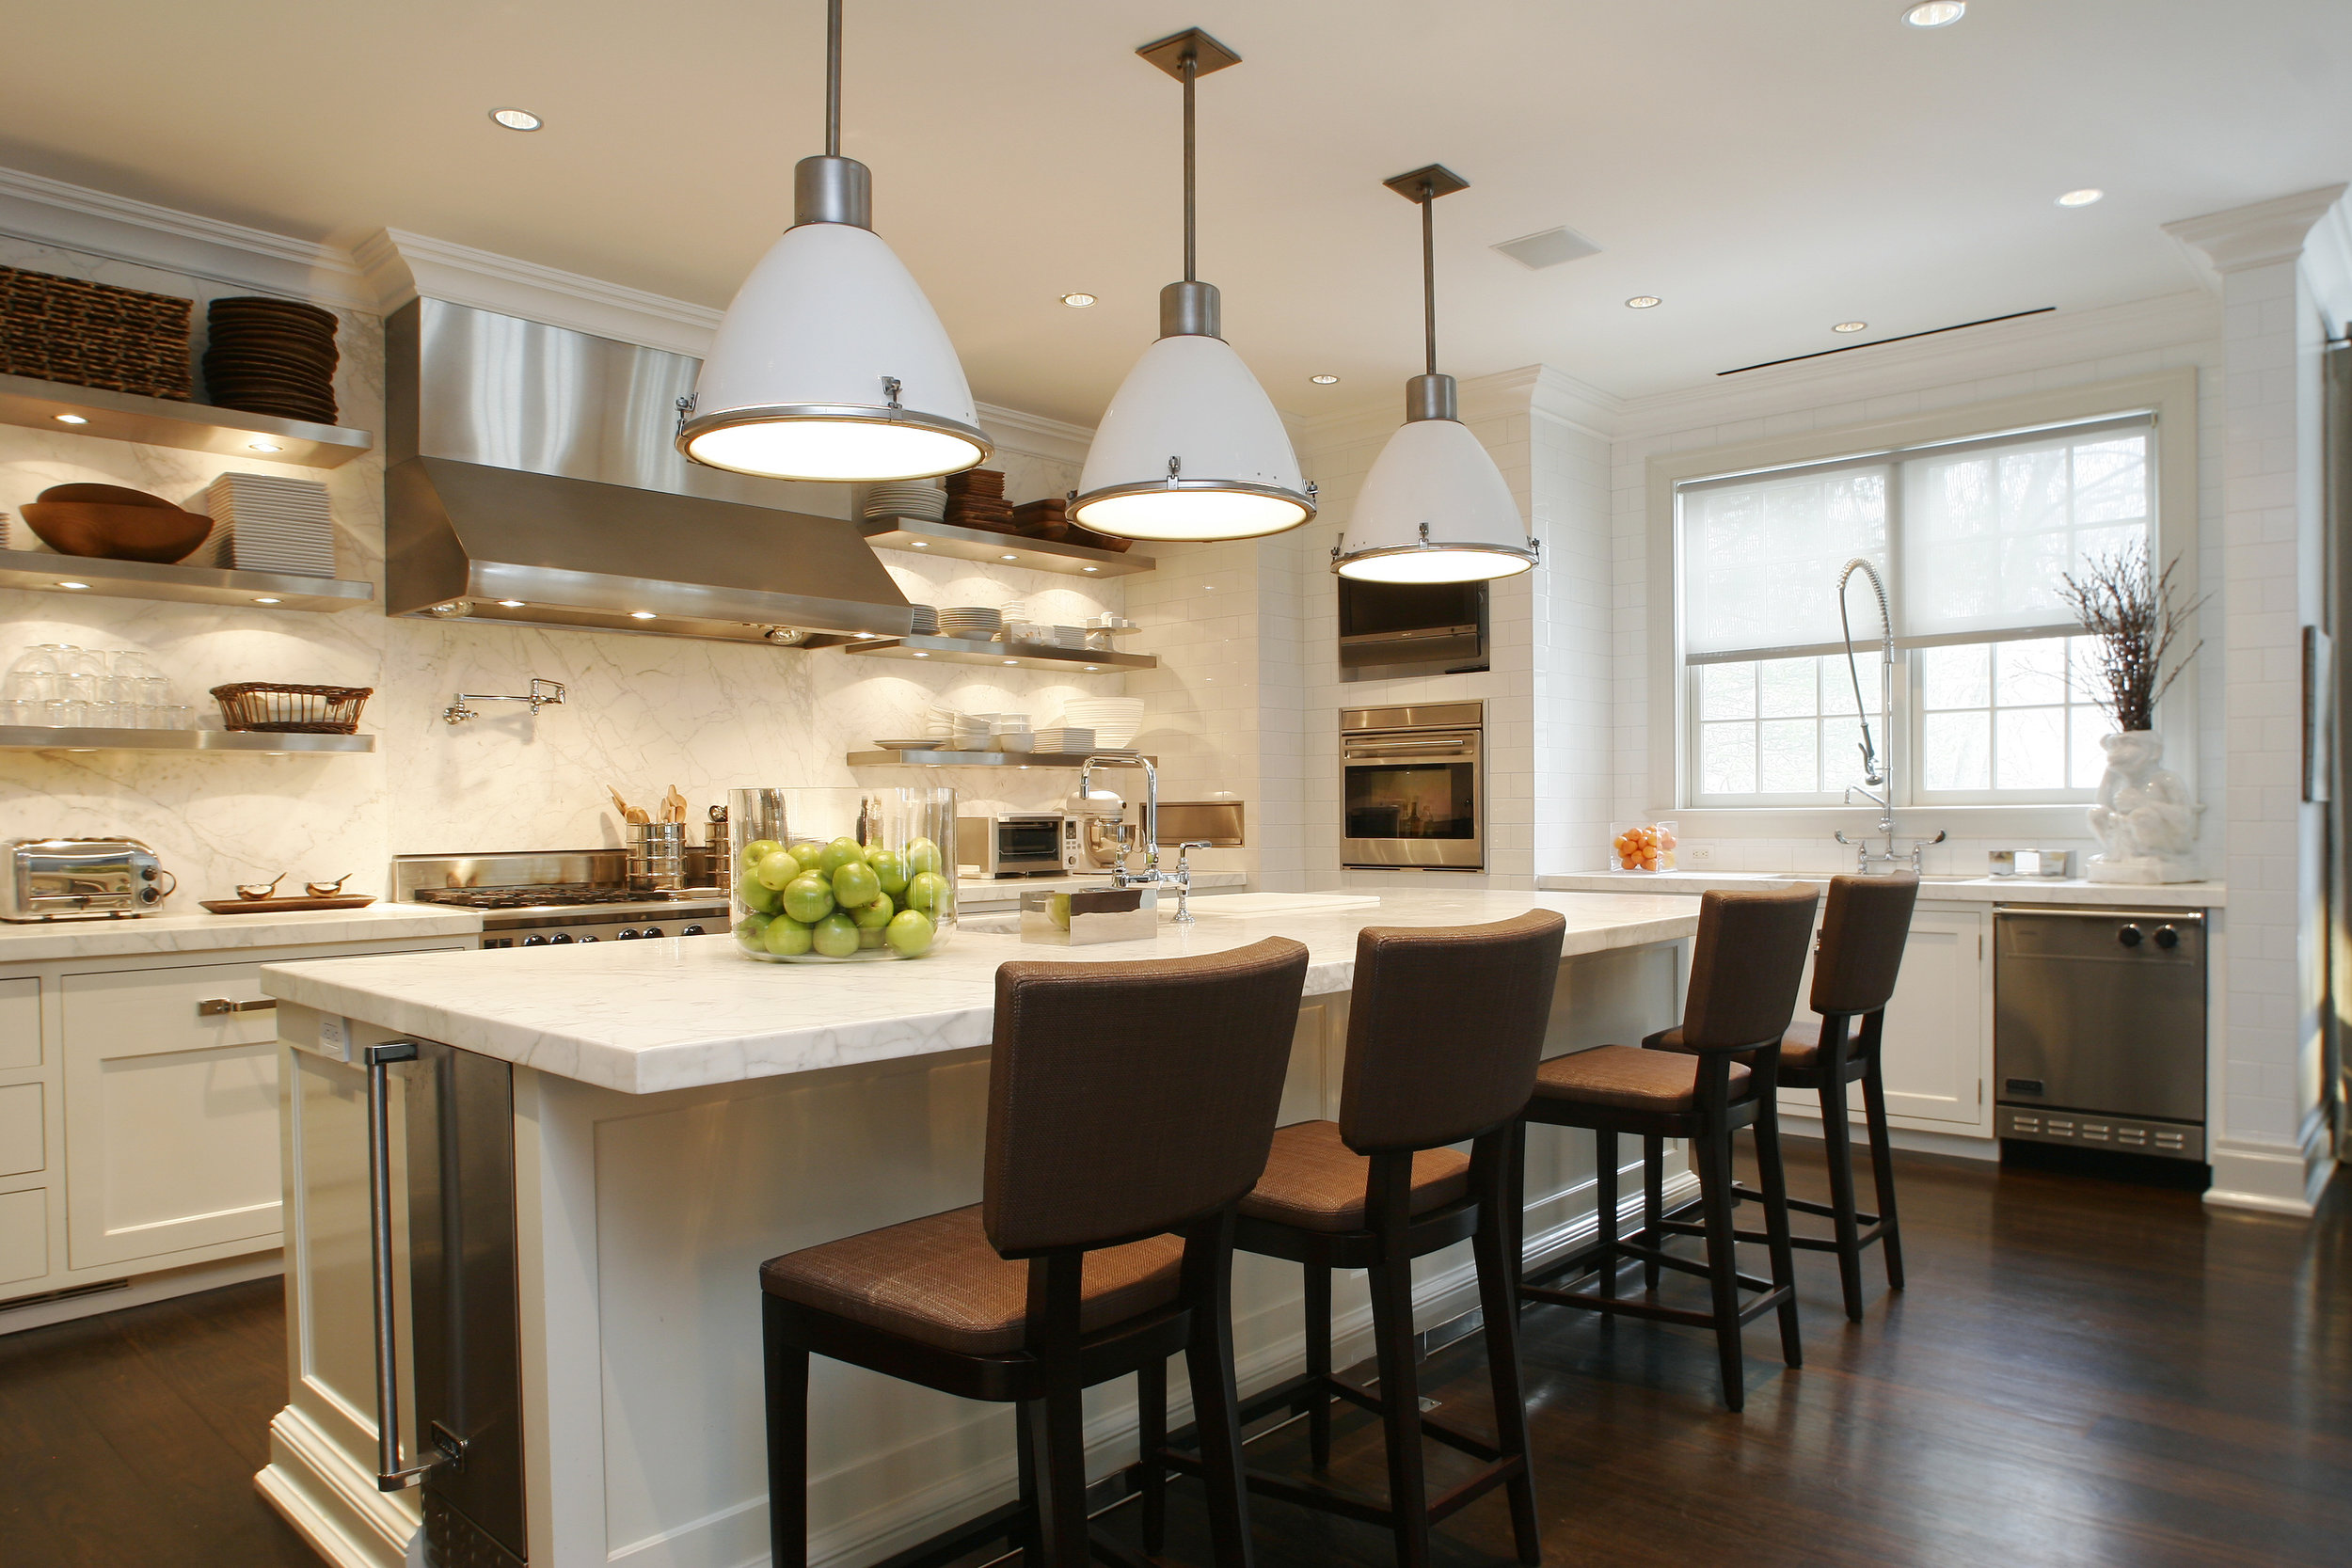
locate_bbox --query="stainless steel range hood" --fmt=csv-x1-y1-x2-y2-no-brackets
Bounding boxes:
385,299,913,645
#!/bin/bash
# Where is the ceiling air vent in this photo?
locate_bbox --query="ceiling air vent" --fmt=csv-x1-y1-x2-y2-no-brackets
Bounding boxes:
1490,227,1602,270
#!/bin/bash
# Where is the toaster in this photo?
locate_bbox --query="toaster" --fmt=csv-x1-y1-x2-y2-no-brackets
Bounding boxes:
3,838,177,922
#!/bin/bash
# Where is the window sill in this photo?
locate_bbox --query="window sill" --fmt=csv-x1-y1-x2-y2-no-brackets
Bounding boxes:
1655,803,2106,838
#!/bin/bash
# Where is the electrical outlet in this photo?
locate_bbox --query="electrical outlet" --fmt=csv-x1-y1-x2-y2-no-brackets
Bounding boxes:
1686,845,1714,863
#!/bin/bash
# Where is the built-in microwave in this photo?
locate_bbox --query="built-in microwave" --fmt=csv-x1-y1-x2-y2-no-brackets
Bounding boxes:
1340,702,1485,871
1338,577,1488,681
955,813,1067,877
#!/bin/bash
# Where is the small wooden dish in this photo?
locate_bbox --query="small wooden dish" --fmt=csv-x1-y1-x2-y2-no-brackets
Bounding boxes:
199,895,376,914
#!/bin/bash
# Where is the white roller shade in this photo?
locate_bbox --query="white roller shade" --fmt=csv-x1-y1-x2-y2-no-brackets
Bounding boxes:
1679,466,1887,657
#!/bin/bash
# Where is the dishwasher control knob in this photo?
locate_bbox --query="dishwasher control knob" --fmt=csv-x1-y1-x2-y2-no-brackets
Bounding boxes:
2117,924,2144,948
522,935,548,947
2153,925,2181,950
550,932,573,944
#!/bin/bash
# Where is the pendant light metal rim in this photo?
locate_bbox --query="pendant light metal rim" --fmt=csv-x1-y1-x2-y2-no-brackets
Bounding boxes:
1070,474,1316,531
1328,539,1541,576
677,403,992,478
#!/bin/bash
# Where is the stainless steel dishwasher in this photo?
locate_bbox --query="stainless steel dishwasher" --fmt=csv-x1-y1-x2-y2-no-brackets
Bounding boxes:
1994,905,2208,1162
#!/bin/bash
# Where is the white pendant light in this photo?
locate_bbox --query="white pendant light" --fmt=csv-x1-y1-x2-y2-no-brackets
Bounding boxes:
1072,29,1314,543
1332,166,1538,584
677,0,989,483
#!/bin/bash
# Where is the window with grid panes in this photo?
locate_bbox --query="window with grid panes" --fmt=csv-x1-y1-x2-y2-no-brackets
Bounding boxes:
1677,416,2150,806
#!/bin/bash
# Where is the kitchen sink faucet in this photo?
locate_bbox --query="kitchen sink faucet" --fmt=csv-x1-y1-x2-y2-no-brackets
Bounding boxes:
1077,752,1198,905
1832,558,1946,875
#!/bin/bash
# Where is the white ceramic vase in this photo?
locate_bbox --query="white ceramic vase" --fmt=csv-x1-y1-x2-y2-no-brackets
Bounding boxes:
2085,730,2200,884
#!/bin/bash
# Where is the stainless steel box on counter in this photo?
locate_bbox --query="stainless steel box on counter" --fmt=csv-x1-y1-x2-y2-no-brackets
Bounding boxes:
1018,886,1159,945
3,837,175,921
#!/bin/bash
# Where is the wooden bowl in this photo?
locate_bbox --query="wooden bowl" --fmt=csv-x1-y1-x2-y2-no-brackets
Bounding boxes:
21,500,214,562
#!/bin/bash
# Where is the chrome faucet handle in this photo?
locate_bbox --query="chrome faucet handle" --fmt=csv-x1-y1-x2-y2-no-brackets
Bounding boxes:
1170,842,1211,926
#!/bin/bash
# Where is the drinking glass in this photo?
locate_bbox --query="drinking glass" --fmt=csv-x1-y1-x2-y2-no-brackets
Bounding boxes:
40,699,89,728
0,699,30,725
159,705,195,731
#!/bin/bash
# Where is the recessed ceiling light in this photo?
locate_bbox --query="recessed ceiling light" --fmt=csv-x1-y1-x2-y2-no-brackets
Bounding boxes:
56,580,88,590
489,107,543,132
1310,374,1340,385
54,413,87,425
1625,295,1662,309
252,596,282,604
497,598,526,608
1834,321,1868,334
1060,293,1097,309
246,439,283,452
629,610,657,620
2056,188,2105,207
1901,1,1965,26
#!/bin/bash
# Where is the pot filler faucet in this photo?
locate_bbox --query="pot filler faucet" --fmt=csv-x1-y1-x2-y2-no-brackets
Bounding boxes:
1076,752,1209,923
1833,558,1946,875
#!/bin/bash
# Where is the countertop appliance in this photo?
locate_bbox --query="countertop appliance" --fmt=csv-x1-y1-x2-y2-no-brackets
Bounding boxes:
955,812,1065,878
396,849,726,948
1342,702,1484,871
1994,905,2208,1162
4,836,175,922
1339,576,1486,681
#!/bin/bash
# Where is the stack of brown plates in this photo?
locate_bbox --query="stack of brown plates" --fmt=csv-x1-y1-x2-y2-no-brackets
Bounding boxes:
1009,497,1068,541
944,468,1013,532
202,296,340,424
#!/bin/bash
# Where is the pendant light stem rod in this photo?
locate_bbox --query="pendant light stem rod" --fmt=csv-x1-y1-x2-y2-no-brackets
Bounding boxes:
824,0,843,158
1421,184,1438,377
1181,49,1197,282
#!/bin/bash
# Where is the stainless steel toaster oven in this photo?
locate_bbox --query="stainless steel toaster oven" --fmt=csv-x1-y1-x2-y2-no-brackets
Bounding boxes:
3,837,177,922
954,813,1067,878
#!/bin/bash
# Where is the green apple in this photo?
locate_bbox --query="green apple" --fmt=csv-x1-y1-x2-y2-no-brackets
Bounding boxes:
786,840,828,873
754,848,803,892
739,837,785,872
850,890,895,928
833,859,881,910
783,873,836,924
811,911,861,958
819,836,866,876
1049,893,1072,931
736,874,782,917
866,847,909,896
858,925,886,949
905,870,950,914
732,913,771,952
762,916,815,957
904,836,944,877
884,909,935,957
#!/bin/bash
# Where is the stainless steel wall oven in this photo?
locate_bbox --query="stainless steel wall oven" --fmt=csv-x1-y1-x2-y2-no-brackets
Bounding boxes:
1341,702,1485,870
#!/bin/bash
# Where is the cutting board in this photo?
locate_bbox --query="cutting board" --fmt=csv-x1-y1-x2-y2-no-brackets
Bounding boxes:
200,895,377,914
1184,893,1382,918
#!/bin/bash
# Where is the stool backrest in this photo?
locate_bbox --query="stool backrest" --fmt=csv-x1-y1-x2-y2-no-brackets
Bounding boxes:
1338,911,1568,1154
1810,874,1918,1017
1677,886,1820,1053
982,937,1310,1258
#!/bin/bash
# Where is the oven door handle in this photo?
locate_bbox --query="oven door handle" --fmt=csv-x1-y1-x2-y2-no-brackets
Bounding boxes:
1345,747,1479,764
363,1039,441,1493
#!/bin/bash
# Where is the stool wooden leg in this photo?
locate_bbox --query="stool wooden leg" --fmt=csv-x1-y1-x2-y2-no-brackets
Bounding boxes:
1751,1096,1804,1370
1137,1356,1168,1554
1863,1051,1906,1291
1034,1375,1089,1565
1594,1129,1620,1298
1473,1133,1542,1565
1184,1215,1256,1568
1817,1070,1867,1322
1014,1401,1044,1562
1692,1121,1746,1411
1368,1159,1433,1568
1304,1262,1333,1469
1642,1136,1664,1292
761,1298,810,1568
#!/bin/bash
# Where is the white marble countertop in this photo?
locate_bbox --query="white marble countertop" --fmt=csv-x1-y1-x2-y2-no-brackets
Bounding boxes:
1534,870,2225,909
0,902,482,963
261,890,1700,1097
952,870,1248,906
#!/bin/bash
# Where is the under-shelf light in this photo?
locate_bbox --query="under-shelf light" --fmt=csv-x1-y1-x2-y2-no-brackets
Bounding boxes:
54,414,87,425
56,580,88,590
251,596,282,605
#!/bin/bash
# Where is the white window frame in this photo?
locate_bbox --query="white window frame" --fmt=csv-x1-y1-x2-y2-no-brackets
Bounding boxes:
1644,369,2201,836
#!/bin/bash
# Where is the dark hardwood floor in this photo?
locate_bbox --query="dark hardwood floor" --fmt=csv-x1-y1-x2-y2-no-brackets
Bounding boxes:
2,1144,2344,1567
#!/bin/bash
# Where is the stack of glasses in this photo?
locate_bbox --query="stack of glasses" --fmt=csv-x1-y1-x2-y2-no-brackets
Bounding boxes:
2,644,191,729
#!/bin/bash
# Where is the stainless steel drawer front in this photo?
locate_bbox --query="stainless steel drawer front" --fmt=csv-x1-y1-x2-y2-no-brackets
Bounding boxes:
1994,908,2206,1130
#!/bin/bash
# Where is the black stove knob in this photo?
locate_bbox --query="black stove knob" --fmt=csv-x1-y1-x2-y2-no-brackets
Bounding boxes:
681,924,706,937
522,935,548,947
641,926,666,940
2117,924,2144,948
550,933,574,944
2154,925,2181,950
615,928,640,940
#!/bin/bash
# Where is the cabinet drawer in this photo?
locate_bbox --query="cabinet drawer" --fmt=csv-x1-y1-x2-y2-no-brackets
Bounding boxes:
64,960,280,1053
0,976,38,1069
0,1188,45,1287
0,1084,40,1177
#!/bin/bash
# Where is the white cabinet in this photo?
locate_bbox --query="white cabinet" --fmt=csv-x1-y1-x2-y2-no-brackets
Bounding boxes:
1782,902,1990,1135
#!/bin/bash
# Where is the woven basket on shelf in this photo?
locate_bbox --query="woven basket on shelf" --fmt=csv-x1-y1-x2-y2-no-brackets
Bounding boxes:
210,683,373,735
0,265,194,401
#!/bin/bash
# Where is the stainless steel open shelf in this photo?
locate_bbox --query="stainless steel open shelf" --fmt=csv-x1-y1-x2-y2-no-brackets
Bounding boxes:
0,549,373,613
0,372,374,467
845,749,1153,768
0,725,375,753
858,517,1154,578
841,634,1153,673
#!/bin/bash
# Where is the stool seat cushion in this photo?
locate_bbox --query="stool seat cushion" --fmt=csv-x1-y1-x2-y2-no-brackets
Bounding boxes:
1534,1044,1752,1111
759,1204,1184,1356
1644,1020,1821,1073
1236,1119,1470,1234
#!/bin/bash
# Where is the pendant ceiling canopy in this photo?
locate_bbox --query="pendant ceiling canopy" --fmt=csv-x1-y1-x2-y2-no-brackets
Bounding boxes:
1072,28,1315,544
678,0,989,483
1332,165,1539,583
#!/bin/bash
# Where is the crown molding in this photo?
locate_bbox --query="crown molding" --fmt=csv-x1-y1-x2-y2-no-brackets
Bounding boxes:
351,229,723,357
0,164,373,308
976,402,1093,466
2299,198,2352,328
2163,184,2349,278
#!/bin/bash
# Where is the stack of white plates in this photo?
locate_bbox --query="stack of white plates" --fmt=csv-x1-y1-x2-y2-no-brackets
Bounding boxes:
199,471,336,576
865,481,945,521
1061,698,1145,749
1032,726,1095,754
939,607,1002,641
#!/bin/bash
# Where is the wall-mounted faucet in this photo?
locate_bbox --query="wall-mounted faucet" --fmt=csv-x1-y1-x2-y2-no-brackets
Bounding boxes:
1831,559,1945,875
443,677,566,725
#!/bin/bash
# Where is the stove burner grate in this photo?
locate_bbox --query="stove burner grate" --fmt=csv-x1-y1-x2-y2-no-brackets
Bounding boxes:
417,883,644,911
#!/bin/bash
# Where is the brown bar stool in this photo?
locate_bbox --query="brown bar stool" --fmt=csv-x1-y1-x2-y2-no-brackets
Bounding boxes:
1144,911,1566,1568
1517,886,1818,1412
1645,873,1919,1321
757,938,1310,1568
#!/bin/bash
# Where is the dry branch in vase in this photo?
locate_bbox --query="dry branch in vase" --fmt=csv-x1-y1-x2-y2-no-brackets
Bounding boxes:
2058,543,2206,733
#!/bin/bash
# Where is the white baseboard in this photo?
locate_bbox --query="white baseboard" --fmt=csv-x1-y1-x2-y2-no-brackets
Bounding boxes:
1773,1112,1998,1162
0,1249,283,1336
2205,1140,2330,1216
255,1405,423,1568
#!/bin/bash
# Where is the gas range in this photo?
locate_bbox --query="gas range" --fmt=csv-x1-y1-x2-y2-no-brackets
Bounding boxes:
396,850,728,949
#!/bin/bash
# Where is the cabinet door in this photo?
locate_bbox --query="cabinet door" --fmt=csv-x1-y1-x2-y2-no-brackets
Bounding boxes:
61,961,285,1270
1782,908,1985,1129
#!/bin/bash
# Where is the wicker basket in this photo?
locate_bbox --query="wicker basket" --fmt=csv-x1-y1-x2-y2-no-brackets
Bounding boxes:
210,683,373,734
1,266,194,401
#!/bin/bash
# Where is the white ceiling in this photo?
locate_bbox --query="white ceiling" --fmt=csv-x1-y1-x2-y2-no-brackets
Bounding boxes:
5,1,2348,426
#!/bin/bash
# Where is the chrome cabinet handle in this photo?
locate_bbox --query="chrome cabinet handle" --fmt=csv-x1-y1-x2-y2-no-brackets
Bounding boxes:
197,996,277,1016
364,1040,437,1493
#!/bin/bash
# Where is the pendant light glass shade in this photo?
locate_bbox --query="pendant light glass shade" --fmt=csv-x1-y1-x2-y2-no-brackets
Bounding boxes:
676,0,988,483
1335,415,1534,582
1074,331,1312,541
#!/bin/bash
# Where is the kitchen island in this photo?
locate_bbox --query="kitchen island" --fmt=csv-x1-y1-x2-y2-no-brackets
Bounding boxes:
253,890,1702,1568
